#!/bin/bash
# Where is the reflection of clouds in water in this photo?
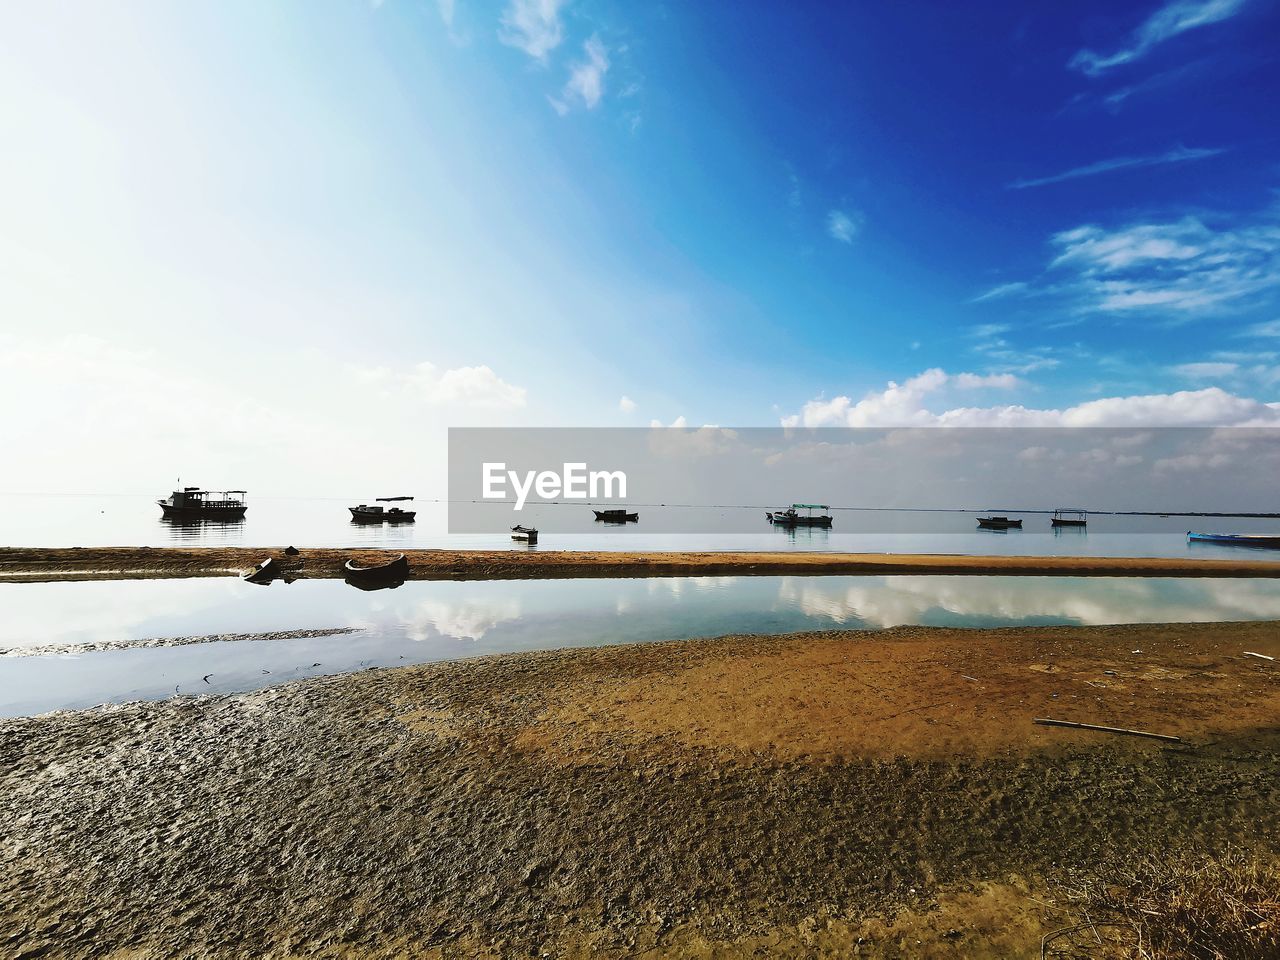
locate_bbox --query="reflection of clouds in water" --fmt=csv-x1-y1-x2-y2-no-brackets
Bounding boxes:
776,576,1280,628
0,579,242,649
402,597,523,641
647,576,737,600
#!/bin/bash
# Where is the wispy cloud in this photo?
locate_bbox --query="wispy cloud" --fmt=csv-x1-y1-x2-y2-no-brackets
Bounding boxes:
1244,319,1280,337
826,209,860,244
550,35,609,114
1069,0,1248,76
971,282,1028,303
499,0,565,61
1171,360,1238,378
1008,145,1226,190
1045,213,1280,316
437,0,455,27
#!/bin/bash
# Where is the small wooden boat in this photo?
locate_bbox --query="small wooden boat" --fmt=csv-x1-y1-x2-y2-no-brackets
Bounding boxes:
343,553,410,587
1187,532,1280,549
349,496,416,523
1050,508,1088,528
977,516,1022,529
593,509,639,522
768,504,833,528
243,557,280,584
511,525,538,544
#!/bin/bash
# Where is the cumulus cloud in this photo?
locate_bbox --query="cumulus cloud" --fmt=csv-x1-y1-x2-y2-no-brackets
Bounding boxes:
1069,0,1247,76
498,0,565,60
780,369,1280,429
826,209,860,244
619,395,636,413
780,369,1021,428
649,415,688,428
350,361,527,408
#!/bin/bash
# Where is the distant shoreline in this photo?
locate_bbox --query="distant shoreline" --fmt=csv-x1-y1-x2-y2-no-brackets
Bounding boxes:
4,545,1280,582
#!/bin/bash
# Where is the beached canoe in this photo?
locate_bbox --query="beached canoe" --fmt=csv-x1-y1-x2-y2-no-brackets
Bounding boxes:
243,558,281,584
343,553,410,587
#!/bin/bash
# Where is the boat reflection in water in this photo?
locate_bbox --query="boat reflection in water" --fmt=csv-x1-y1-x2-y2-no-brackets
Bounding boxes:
159,515,246,543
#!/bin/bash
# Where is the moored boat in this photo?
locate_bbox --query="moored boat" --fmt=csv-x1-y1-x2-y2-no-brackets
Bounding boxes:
349,496,416,523
768,504,833,528
1187,532,1280,549
158,487,247,520
593,509,639,522
977,516,1022,529
511,525,538,543
1050,508,1088,528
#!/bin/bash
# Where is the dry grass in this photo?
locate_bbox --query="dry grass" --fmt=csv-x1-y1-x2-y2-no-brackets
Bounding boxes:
1046,848,1280,959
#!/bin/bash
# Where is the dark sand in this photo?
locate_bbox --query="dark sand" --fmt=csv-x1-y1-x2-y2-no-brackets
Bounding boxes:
2,620,1278,957
4,545,1280,582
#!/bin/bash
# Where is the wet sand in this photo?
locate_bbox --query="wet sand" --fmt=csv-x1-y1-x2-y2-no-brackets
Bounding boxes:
4,544,1280,582
3,620,1278,957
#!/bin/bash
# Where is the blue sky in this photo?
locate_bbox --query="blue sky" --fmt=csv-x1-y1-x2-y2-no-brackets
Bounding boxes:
1,0,1279,492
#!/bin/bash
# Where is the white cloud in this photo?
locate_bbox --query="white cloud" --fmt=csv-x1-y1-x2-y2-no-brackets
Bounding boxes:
1008,145,1225,190
970,282,1028,303
1040,213,1280,317
498,0,565,60
1069,0,1247,76
619,395,636,413
1244,319,1280,337
826,209,860,244
556,35,609,111
781,369,1280,429
1171,361,1238,378
351,361,527,408
780,369,1021,428
437,0,456,27
649,415,687,428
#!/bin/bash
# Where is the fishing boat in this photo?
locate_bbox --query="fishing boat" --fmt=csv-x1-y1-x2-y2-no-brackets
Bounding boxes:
157,487,247,520
349,496,417,523
977,516,1022,529
343,553,410,588
511,525,538,544
1050,508,1088,528
768,504,833,528
593,509,639,522
1187,532,1280,549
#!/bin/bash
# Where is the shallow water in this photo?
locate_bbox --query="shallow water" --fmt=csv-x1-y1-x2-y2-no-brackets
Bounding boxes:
3,574,1279,716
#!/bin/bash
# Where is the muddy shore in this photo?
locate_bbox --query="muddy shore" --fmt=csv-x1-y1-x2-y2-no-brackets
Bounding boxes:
4,545,1280,582
3,620,1278,957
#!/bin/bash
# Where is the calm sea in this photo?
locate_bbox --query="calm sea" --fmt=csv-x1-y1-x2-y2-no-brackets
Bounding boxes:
2,493,1280,561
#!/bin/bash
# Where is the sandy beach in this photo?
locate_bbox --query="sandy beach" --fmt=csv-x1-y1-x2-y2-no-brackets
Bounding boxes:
4,545,1280,582
3,619,1278,957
